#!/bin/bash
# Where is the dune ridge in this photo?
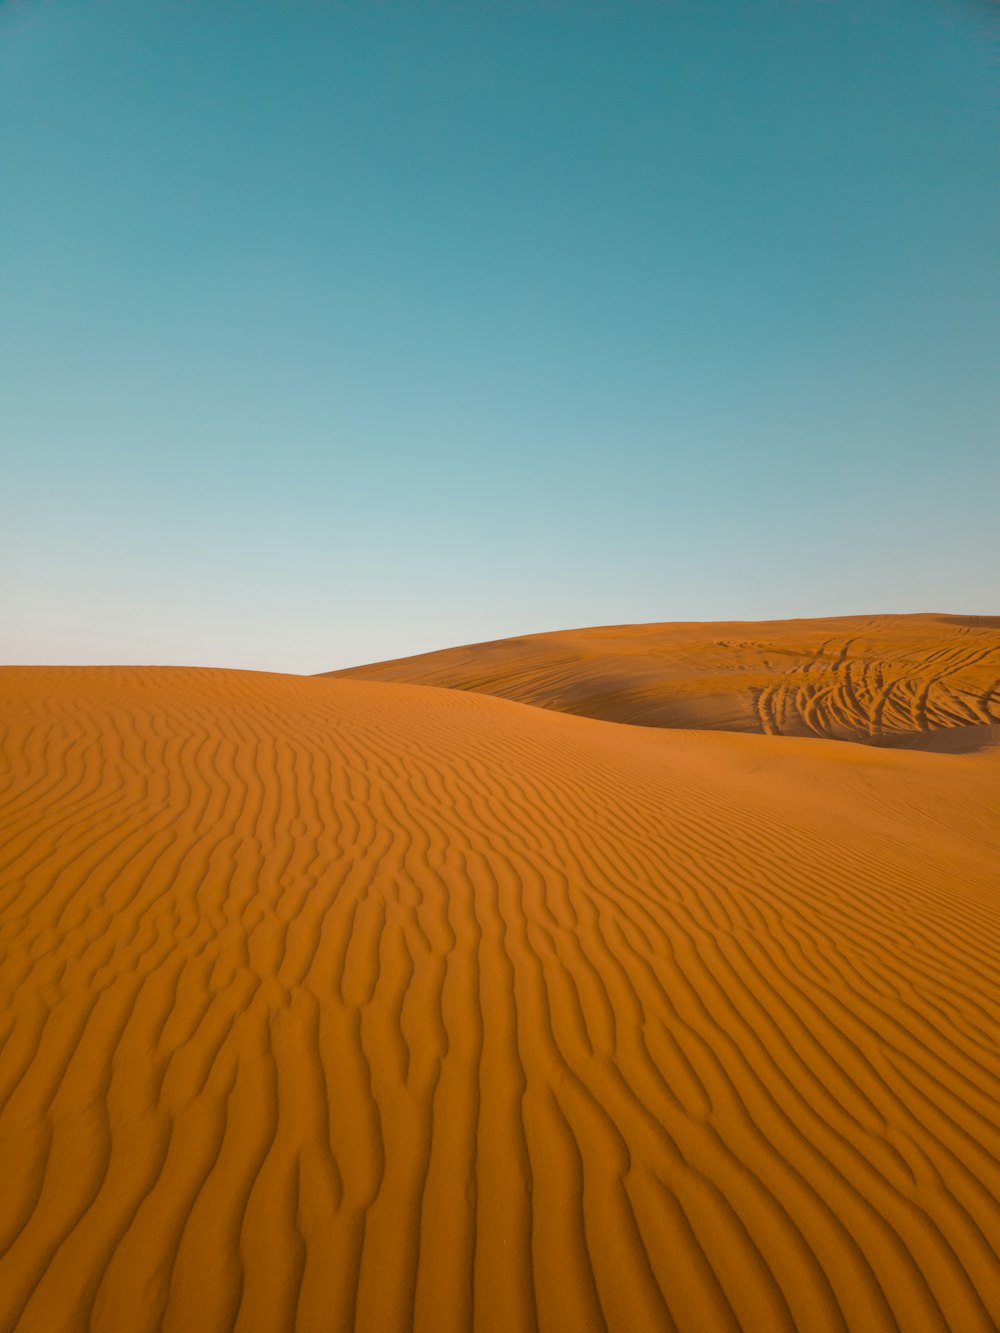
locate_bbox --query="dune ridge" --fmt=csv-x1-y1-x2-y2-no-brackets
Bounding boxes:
1,663,999,1331
325,613,1000,748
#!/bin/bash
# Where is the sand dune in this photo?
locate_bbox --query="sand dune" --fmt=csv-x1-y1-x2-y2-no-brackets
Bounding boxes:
326,613,1000,748
1,662,998,1331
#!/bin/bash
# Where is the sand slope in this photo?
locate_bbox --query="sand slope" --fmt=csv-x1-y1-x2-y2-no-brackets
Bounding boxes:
327,613,1000,747
1,665,999,1332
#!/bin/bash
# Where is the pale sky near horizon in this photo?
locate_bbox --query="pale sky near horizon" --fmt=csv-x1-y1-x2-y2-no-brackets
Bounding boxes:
2,0,997,674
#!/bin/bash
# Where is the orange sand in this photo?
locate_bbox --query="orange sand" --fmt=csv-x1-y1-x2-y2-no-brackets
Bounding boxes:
328,613,1000,747
1,642,999,1330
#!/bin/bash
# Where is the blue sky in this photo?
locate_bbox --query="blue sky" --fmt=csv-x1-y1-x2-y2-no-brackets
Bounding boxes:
2,0,997,672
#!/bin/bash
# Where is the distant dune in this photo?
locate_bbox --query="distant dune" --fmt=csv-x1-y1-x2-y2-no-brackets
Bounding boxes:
2,658,999,1331
326,612,1000,748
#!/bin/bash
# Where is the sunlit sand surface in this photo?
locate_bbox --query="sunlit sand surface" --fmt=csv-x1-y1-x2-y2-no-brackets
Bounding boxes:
2,629,999,1330
330,612,1000,748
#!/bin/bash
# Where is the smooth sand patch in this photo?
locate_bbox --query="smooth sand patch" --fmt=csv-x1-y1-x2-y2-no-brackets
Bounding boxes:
328,612,1000,747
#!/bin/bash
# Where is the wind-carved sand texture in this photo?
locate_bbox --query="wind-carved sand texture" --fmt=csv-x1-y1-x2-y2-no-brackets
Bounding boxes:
1,646,999,1331
328,613,1000,748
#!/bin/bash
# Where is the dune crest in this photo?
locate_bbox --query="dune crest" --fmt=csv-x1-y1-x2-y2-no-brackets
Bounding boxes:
326,612,1000,748
1,664,998,1331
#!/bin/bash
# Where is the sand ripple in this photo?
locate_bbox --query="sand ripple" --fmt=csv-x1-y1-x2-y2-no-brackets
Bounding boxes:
1,665,998,1331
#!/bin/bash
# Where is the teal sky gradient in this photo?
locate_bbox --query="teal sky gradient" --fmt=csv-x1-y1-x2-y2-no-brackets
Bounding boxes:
3,0,997,672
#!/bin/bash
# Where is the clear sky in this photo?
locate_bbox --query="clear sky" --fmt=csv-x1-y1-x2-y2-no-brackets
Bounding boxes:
2,0,997,673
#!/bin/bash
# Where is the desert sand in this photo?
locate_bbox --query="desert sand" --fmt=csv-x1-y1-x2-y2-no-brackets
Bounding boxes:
1,618,999,1331
328,613,1000,747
